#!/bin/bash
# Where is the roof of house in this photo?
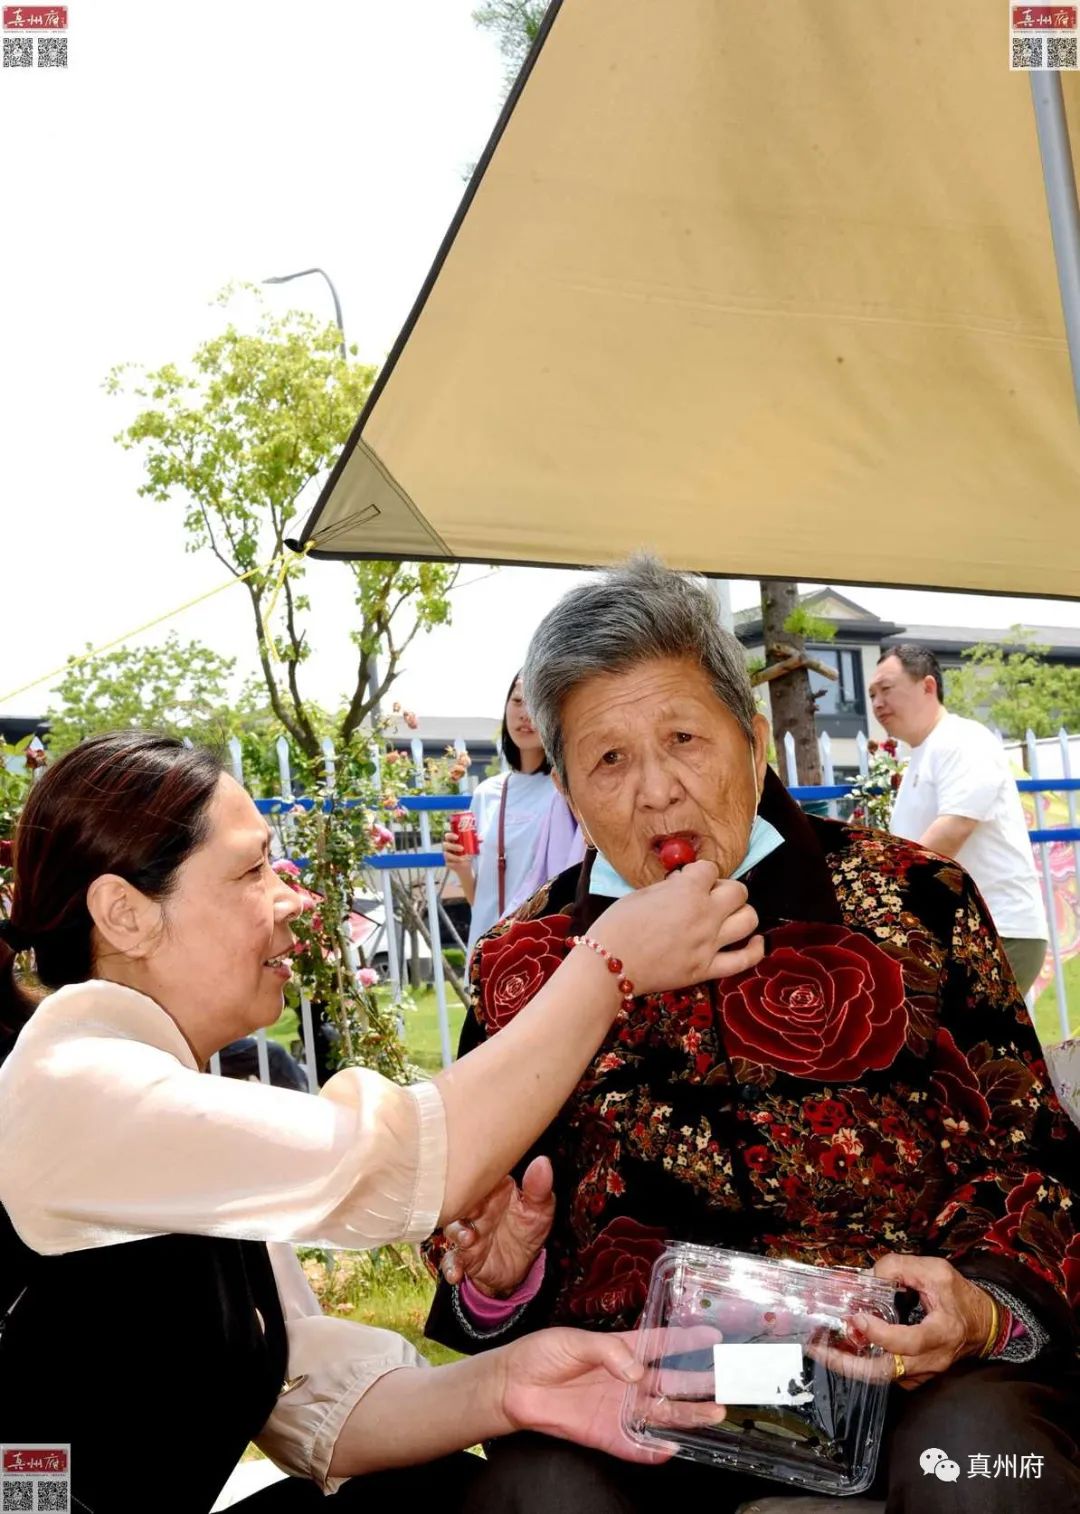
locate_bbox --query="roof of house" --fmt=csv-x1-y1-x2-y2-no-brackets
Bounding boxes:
882,625,1080,659
735,588,905,643
0,715,49,744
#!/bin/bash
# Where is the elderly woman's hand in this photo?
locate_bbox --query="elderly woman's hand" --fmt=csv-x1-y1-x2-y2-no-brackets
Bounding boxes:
852,1254,997,1389
590,861,764,996
442,1155,555,1297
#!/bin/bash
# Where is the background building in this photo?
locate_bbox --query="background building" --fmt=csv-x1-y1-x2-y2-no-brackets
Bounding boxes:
736,589,1080,776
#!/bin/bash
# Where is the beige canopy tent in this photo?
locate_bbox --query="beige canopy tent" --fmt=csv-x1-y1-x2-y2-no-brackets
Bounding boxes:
298,0,1080,599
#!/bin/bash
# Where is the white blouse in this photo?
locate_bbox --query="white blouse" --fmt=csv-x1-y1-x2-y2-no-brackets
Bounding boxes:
0,979,448,1493
465,770,584,959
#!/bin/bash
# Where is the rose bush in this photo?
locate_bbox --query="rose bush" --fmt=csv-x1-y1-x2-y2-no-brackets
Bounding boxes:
849,739,904,830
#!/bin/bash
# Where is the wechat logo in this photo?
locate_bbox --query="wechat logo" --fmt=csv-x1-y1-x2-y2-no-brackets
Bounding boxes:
921,1448,961,1483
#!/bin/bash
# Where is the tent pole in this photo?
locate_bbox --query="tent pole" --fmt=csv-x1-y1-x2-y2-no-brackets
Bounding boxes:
1030,72,1080,414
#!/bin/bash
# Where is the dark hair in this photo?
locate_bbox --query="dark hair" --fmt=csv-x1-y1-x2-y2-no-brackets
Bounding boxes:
0,732,223,1048
878,644,945,703
499,670,553,775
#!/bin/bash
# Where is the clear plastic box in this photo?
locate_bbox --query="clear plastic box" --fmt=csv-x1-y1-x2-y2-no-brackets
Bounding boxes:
622,1242,899,1496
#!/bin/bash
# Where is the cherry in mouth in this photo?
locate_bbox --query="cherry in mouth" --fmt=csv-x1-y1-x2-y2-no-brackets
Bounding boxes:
658,837,697,873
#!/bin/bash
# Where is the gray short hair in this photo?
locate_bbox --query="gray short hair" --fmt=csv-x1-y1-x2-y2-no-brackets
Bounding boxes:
523,556,756,781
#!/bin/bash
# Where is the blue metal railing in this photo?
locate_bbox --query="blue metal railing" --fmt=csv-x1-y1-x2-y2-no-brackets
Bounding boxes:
256,772,1080,1062
261,782,1080,871
789,779,1080,848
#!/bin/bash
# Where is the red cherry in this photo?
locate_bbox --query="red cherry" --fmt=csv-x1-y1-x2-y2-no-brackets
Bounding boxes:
658,837,696,873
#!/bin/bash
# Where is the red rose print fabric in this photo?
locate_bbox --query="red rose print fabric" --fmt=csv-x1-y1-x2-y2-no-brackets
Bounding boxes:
477,914,573,1032
717,922,908,1082
565,1216,668,1321
425,802,1080,1350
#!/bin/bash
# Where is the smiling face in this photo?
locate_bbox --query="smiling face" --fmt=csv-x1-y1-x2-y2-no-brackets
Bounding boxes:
557,656,770,887
91,774,303,1062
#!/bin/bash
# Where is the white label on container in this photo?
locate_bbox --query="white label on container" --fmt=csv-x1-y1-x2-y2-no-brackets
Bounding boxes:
712,1343,813,1406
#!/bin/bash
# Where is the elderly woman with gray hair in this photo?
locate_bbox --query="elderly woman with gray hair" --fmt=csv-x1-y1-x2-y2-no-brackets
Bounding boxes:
425,558,1080,1514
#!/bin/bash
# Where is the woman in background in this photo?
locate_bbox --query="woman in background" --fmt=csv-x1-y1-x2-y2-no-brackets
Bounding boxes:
444,672,583,960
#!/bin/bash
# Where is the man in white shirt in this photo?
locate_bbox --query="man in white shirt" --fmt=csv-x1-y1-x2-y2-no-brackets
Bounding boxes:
869,644,1049,997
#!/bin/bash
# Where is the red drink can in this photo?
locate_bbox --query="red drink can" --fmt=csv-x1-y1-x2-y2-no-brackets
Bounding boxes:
449,812,479,856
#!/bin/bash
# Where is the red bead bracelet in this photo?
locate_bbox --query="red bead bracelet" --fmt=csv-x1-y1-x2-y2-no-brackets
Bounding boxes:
569,934,636,1008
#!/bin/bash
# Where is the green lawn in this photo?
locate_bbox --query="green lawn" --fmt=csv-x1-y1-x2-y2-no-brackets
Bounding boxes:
295,1246,461,1366
1034,956,1080,1045
395,986,467,1074
265,986,466,1076
266,1003,300,1050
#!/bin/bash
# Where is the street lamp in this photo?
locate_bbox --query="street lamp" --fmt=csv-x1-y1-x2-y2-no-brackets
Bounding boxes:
262,267,347,362
263,266,382,716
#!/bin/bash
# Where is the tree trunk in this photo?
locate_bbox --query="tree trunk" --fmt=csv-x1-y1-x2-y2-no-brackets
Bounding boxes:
760,579,822,786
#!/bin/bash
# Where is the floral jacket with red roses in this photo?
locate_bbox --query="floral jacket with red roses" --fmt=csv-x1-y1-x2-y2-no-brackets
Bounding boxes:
424,770,1080,1359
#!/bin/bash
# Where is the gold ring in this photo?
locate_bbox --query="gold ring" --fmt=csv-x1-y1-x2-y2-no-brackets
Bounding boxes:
893,1352,906,1381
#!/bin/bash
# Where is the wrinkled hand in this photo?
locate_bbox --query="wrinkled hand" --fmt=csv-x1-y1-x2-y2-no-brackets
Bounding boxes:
590,863,764,998
442,1156,555,1297
497,1326,726,1465
849,1254,996,1390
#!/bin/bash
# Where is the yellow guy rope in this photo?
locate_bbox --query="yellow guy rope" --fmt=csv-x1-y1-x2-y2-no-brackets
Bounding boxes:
0,542,313,706
261,538,314,663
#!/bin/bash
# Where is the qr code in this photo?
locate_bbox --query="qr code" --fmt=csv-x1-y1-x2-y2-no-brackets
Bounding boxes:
35,1482,69,1512
37,37,67,68
1048,34,1078,66
2,37,34,68
1012,34,1045,66
1,1482,32,1513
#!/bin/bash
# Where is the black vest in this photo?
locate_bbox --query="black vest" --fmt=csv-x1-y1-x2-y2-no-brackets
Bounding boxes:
0,1203,288,1513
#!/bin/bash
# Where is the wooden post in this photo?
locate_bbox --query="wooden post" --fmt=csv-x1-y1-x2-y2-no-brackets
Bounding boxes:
759,580,823,787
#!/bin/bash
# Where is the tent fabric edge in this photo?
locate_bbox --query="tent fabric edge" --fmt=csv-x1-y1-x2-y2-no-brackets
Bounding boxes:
297,0,567,554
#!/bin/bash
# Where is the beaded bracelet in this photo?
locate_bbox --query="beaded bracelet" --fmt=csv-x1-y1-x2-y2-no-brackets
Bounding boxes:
568,935,636,1009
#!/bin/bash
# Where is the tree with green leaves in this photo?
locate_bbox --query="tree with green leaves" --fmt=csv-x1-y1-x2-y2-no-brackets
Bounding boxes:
107,288,457,764
947,628,1080,740
753,592,837,786
45,634,237,755
1,739,40,900
473,0,550,82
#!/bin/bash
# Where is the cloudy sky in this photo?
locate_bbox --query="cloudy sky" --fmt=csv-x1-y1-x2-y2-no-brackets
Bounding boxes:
3,0,1078,733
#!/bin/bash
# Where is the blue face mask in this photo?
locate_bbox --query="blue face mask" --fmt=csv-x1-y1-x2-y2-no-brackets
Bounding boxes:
590,815,784,898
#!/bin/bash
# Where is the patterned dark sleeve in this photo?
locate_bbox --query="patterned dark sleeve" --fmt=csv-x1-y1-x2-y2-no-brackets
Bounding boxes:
925,873,1080,1353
